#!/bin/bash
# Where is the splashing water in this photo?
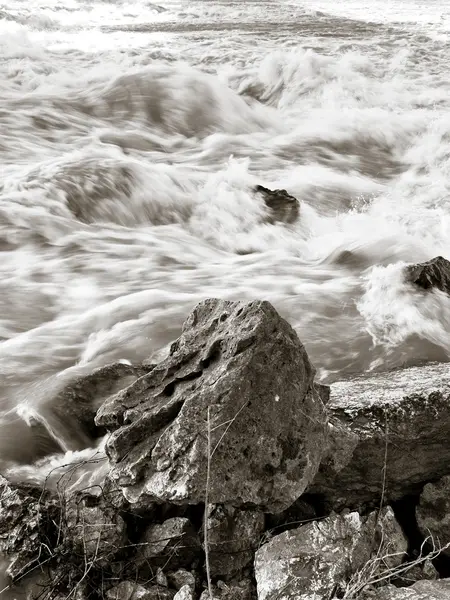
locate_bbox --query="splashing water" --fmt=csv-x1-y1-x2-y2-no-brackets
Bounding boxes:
2,0,450,485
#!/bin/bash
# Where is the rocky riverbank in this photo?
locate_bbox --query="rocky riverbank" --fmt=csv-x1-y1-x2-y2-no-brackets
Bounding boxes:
3,258,450,599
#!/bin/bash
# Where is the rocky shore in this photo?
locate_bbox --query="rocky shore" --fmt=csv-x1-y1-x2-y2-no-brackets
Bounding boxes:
3,257,450,599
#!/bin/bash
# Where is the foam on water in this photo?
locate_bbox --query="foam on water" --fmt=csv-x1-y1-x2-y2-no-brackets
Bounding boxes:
1,0,450,489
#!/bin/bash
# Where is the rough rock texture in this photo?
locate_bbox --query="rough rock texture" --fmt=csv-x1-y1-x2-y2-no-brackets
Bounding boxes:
0,475,59,582
204,504,265,578
136,517,201,570
167,569,196,591
255,185,300,225
65,491,127,567
416,475,450,554
173,585,195,600
405,256,450,294
106,582,175,600
308,362,450,510
97,299,328,512
254,508,406,600
199,578,256,600
369,579,450,599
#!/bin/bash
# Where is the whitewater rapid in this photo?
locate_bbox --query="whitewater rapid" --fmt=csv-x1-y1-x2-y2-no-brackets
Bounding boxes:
2,0,450,484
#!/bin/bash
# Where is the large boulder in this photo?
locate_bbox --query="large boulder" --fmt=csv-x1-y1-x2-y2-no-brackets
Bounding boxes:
404,256,450,294
255,185,299,225
416,475,450,555
96,299,328,512
369,579,450,599
308,362,450,510
254,507,406,600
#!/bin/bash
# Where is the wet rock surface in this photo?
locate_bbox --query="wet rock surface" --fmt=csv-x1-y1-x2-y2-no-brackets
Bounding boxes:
3,300,450,600
308,362,450,510
405,256,450,294
255,185,300,225
97,298,328,512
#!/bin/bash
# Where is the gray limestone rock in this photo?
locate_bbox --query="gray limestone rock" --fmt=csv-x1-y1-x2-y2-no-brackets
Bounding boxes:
136,517,201,571
97,299,328,512
254,507,406,600
308,362,450,510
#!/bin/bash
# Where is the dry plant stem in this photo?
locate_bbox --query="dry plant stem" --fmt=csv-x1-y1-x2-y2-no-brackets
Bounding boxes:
204,406,213,600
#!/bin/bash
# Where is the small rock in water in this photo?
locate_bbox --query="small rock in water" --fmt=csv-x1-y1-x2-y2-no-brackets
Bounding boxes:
405,256,450,294
255,185,300,225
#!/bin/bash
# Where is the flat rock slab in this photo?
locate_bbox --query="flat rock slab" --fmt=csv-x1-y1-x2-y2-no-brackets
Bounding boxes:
308,362,450,510
96,298,327,512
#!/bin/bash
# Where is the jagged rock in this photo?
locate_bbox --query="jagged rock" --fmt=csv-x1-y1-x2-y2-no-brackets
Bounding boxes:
255,185,299,225
369,579,450,599
38,362,148,451
405,256,450,294
199,578,256,600
65,491,127,567
97,299,328,512
106,582,175,600
136,517,201,570
308,362,450,510
393,559,438,588
167,569,196,591
254,507,406,600
0,476,59,582
174,585,195,600
156,567,169,587
204,505,264,578
416,475,450,554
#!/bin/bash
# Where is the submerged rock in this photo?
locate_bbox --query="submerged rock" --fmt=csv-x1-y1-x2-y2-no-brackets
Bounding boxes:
255,185,299,225
254,507,406,600
97,299,328,512
308,362,450,510
405,255,450,294
416,475,450,555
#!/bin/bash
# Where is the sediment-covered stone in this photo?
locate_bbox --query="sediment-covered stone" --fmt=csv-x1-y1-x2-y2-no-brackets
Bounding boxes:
97,299,328,512
309,362,450,510
106,581,175,600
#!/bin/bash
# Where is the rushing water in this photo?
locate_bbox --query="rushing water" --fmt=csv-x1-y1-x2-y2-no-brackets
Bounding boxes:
2,0,450,483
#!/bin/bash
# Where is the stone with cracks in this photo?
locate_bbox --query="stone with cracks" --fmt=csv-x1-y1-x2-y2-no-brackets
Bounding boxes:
96,299,327,512
404,256,450,294
254,507,406,600
173,586,195,600
308,362,450,510
255,185,300,225
416,475,450,555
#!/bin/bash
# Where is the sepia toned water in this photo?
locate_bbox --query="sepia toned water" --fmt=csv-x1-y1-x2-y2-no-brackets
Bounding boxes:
2,0,450,485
